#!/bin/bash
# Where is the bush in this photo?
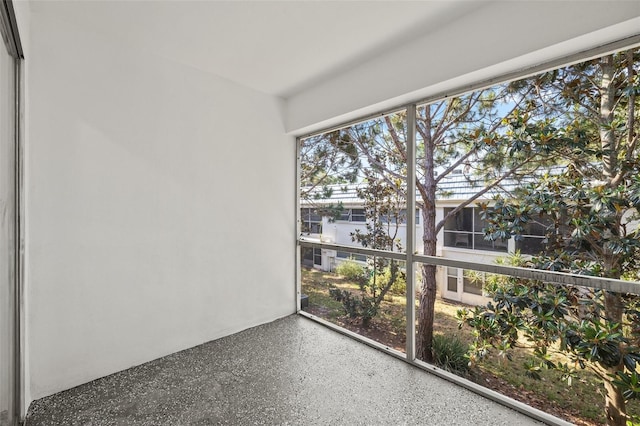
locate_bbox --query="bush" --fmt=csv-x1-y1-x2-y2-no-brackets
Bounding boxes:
329,286,377,326
371,265,406,296
335,259,366,282
432,334,470,376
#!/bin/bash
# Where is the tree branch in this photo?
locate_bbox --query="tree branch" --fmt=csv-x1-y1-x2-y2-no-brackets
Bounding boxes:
435,157,538,235
384,115,407,163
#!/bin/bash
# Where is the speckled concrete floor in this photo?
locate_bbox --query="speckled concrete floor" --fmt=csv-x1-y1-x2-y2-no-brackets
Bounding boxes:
26,315,544,426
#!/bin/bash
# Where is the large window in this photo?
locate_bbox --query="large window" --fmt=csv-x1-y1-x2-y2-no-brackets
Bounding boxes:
336,251,366,262
443,207,507,252
338,208,366,223
380,208,420,225
299,110,408,352
515,219,549,255
300,208,322,234
298,44,640,424
302,247,322,267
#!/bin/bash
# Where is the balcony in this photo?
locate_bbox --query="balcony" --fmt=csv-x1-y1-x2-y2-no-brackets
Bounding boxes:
1,2,639,426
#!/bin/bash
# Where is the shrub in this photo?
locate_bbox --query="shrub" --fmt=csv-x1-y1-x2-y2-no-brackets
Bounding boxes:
432,334,470,376
369,265,406,296
329,286,377,326
335,259,366,282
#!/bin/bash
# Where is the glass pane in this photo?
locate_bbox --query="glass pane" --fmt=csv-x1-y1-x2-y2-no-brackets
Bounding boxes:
300,110,408,254
301,250,406,352
516,236,545,255
336,251,366,262
457,271,640,424
446,267,458,292
444,208,472,232
410,47,640,424
301,248,313,265
350,209,366,223
473,234,508,252
462,270,483,295
444,231,471,248
473,207,485,233
523,219,547,236
443,207,456,230
447,276,457,292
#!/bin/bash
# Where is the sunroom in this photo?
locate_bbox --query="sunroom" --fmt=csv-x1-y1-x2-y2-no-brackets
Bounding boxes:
1,1,640,425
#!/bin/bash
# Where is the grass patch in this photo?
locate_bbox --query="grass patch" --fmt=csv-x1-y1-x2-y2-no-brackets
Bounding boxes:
302,267,406,350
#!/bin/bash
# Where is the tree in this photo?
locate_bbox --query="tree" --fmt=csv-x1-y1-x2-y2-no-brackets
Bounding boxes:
325,84,563,362
299,131,361,223
412,91,565,361
330,169,406,327
459,48,640,425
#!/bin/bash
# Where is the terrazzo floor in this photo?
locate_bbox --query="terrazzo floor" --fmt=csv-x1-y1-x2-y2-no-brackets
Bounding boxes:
26,315,548,425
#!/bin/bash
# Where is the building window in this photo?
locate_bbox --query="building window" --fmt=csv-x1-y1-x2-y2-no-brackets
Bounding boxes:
380,208,420,225
447,267,485,296
338,208,366,223
443,207,507,252
336,251,367,262
301,208,322,234
302,247,322,267
515,219,550,255
351,208,366,222
463,270,484,295
447,267,458,292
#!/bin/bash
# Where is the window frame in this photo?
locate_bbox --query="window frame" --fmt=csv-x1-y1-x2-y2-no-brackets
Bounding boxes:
296,34,640,424
443,206,508,253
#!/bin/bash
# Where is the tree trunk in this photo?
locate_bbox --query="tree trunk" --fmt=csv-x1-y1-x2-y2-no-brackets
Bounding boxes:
416,105,438,362
416,186,437,362
603,292,626,426
604,368,627,426
373,260,398,307
417,263,437,362
603,254,627,425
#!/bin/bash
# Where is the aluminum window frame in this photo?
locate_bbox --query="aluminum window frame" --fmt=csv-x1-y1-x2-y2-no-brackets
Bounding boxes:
443,206,509,252
296,35,640,426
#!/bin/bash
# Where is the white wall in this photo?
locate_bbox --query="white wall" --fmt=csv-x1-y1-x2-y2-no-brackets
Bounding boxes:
25,10,295,400
286,2,640,134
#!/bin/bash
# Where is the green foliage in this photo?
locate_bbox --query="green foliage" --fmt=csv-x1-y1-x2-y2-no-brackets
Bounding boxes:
626,414,640,426
458,257,640,424
615,371,640,401
431,334,470,376
304,46,640,423
330,261,405,327
463,48,640,425
329,172,406,327
374,266,406,296
329,286,377,326
335,259,366,282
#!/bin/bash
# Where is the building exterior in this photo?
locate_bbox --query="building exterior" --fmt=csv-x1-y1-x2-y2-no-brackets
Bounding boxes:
301,172,546,305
